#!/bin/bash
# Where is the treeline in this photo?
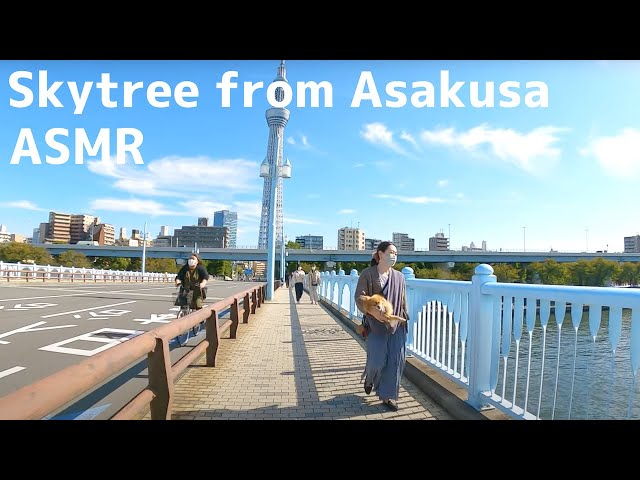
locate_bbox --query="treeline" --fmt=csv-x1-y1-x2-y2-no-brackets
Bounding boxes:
3,241,636,286
0,242,233,277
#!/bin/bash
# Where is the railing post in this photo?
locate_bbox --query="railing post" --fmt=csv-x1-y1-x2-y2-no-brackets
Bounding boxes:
467,263,497,410
230,298,239,339
349,269,359,319
337,269,345,313
243,293,250,323
206,309,220,367
330,270,336,306
251,290,257,314
402,267,416,348
148,337,174,420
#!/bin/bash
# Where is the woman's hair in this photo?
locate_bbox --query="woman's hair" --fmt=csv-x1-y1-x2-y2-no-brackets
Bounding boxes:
188,253,203,266
370,241,394,266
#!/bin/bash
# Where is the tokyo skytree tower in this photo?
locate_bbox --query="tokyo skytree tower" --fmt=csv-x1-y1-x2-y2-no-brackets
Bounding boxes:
258,60,289,250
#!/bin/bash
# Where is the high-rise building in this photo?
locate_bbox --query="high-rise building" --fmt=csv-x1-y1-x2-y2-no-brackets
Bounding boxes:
173,224,228,248
392,232,415,252
159,225,170,237
70,214,99,244
624,235,640,253
93,223,115,245
338,227,365,250
46,211,72,243
214,210,238,248
365,238,382,250
258,61,289,251
295,235,323,250
0,225,6,233
429,232,450,251
119,227,127,240
197,217,209,227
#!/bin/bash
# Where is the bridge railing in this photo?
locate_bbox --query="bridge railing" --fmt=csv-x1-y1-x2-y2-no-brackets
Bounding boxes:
0,283,268,420
319,265,640,420
0,261,173,282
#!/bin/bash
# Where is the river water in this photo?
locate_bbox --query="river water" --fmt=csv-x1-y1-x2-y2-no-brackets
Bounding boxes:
491,307,639,420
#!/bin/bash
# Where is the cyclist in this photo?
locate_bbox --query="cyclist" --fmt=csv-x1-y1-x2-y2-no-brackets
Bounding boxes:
175,253,209,310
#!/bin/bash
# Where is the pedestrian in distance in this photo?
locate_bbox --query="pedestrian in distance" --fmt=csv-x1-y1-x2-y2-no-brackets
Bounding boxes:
307,264,321,304
354,241,408,411
292,265,305,303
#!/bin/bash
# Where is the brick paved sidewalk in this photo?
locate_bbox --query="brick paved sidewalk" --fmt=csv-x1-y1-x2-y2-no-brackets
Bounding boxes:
148,286,453,420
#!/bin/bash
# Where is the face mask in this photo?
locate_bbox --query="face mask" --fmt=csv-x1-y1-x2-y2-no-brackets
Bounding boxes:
382,252,397,267
188,259,197,267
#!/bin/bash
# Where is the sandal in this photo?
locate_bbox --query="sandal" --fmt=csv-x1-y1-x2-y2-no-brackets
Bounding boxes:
383,399,399,411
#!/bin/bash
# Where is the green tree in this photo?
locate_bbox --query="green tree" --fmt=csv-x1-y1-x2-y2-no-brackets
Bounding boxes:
206,260,232,277
287,241,302,249
0,242,54,265
589,258,620,287
56,251,92,268
451,262,476,281
93,257,131,271
145,258,179,273
616,262,640,286
130,258,142,271
528,259,569,285
491,264,521,283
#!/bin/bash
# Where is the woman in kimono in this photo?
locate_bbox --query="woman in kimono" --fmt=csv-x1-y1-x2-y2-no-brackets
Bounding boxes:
354,241,408,411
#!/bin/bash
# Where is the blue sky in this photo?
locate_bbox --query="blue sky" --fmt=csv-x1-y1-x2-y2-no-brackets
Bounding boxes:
0,59,637,252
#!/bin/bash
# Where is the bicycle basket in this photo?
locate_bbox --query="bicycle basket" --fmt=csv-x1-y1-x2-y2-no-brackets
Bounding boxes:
174,290,192,307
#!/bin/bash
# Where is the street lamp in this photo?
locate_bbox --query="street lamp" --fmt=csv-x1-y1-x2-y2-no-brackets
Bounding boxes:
142,222,147,275
261,157,292,300
280,234,287,284
585,228,589,252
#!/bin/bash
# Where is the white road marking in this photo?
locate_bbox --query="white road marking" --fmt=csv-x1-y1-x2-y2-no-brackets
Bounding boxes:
132,313,177,325
40,301,137,318
0,366,26,379
40,328,144,356
0,321,77,344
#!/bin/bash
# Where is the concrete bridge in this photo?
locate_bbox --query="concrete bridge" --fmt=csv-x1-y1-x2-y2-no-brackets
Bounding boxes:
40,244,640,263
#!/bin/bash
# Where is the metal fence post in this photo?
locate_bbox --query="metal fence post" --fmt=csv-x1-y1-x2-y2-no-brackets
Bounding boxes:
467,263,497,410
402,267,416,349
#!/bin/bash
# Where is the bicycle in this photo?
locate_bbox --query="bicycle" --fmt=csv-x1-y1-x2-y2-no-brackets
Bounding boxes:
174,285,205,346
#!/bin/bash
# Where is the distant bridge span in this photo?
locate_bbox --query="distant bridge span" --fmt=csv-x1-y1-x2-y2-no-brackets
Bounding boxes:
39,245,640,264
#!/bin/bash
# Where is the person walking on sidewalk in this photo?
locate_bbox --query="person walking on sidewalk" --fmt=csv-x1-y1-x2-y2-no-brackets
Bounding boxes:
307,265,321,304
291,265,306,303
354,241,408,412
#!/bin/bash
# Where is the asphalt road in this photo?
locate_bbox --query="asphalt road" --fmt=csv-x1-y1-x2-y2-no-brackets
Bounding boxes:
0,280,260,420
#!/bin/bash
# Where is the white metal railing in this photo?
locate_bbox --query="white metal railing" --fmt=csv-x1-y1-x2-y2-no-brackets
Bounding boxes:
319,264,640,420
0,261,173,283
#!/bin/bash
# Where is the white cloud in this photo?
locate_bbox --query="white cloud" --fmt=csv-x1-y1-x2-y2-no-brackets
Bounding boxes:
373,194,445,204
419,124,567,173
437,179,449,188
286,134,312,150
353,163,365,168
581,128,640,179
87,156,261,197
284,216,316,225
361,122,408,155
90,198,179,216
232,201,262,220
0,200,46,211
400,131,420,150
338,209,356,214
